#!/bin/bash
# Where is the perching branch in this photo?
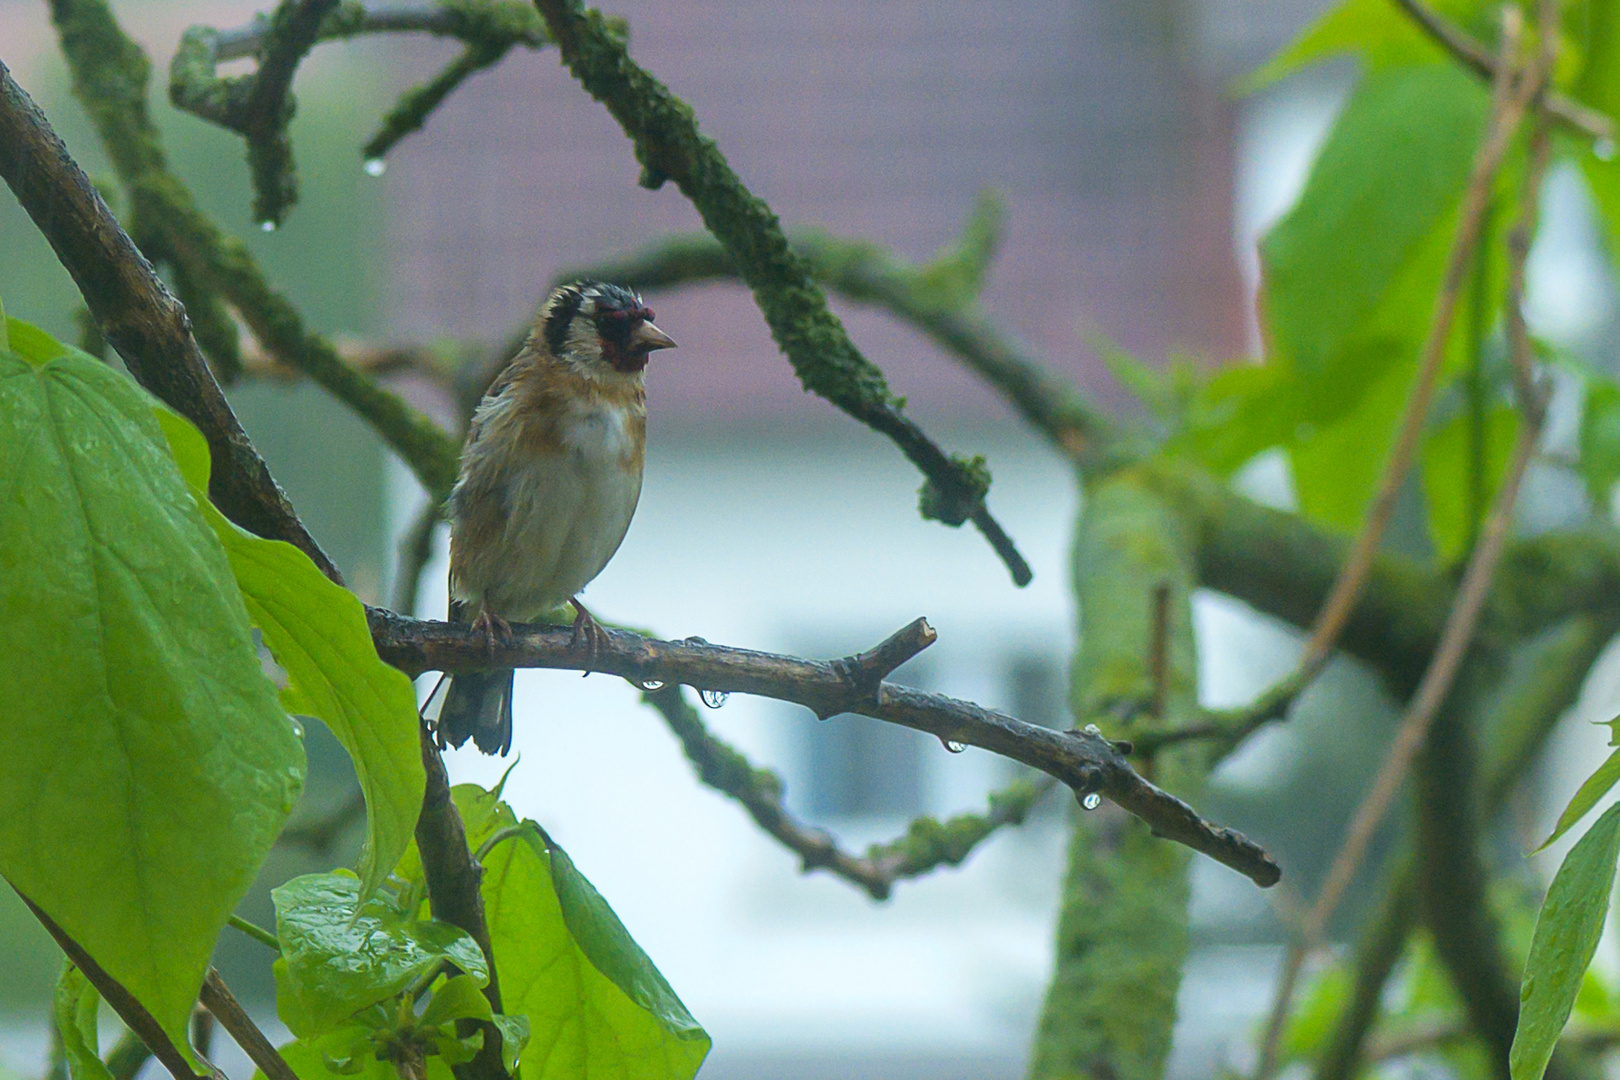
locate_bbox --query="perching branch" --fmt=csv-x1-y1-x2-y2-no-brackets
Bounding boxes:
0,55,340,581
641,682,1057,900
373,611,1280,886
532,0,1032,586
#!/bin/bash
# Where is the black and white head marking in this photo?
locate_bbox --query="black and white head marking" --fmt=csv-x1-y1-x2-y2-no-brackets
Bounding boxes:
539,281,666,378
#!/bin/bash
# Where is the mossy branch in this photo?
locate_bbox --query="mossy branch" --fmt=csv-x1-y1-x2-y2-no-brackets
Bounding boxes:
532,0,1031,586
558,194,1121,462
174,0,554,185
169,0,342,226
53,0,461,499
641,683,1056,900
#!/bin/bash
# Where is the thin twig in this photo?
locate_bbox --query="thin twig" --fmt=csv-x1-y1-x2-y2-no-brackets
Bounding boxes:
641,683,1059,899
15,891,217,1080
199,969,299,1080
373,610,1280,885
1389,0,1613,141
1194,4,1546,771
1252,17,1549,1076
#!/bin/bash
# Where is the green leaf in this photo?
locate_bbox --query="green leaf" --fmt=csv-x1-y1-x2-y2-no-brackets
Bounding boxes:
0,329,303,1050
1577,377,1620,505
255,1034,456,1080
1542,745,1620,850
1422,404,1520,562
273,872,487,1037
1241,0,1470,91
491,1014,531,1075
1288,360,1411,532
153,408,424,899
1511,802,1620,1080
1572,0,1620,120
419,974,493,1027
54,965,114,1080
1261,64,1489,385
468,801,709,1079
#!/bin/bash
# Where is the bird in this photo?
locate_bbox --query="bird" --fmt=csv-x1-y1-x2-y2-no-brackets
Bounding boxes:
435,281,676,755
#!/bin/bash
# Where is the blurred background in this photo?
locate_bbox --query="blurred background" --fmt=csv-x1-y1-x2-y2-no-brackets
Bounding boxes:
3,0,1620,1076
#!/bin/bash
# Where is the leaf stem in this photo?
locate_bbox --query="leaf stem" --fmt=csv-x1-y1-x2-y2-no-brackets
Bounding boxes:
225,914,280,951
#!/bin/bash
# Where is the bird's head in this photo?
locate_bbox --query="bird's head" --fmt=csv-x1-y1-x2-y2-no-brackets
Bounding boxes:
538,281,676,379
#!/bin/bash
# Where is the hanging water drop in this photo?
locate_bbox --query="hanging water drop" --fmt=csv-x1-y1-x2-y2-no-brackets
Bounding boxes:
638,679,665,692
1599,138,1617,162
259,219,277,232
1081,792,1102,811
288,717,305,739
363,157,387,177
944,739,966,753
700,688,730,709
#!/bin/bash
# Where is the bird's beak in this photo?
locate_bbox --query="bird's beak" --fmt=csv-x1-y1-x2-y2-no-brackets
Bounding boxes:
630,321,677,353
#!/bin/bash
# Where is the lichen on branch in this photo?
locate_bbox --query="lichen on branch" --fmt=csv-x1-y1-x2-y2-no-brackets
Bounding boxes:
532,0,1031,585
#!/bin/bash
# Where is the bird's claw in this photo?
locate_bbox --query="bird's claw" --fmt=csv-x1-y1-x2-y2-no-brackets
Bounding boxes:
568,599,608,668
472,608,512,657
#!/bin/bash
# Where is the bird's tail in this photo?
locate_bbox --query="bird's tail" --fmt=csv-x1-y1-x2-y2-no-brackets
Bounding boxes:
436,669,515,756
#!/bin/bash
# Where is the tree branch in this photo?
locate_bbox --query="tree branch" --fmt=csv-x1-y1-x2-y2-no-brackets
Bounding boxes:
1389,0,1613,141
532,0,1031,586
15,892,217,1080
640,682,1058,900
198,969,299,1080
375,610,1278,885
176,0,553,176
0,55,341,581
1313,613,1620,1080
1254,17,1551,1072
414,721,507,1080
50,0,461,500
560,203,1121,463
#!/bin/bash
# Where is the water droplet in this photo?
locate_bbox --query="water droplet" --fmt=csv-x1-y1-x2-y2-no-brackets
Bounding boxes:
1598,138,1617,162
637,679,664,692
1083,723,1101,736
943,739,966,753
1081,792,1102,811
259,219,277,232
700,688,729,709
363,157,387,177
288,717,304,738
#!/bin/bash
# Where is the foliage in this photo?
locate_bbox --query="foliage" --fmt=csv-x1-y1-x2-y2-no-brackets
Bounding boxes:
17,0,1620,1075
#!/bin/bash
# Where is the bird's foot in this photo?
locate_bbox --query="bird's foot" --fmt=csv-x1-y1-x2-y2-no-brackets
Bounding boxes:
568,598,608,668
472,608,512,657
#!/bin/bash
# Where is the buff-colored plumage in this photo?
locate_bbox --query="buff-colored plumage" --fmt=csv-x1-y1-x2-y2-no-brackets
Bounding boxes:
437,282,674,754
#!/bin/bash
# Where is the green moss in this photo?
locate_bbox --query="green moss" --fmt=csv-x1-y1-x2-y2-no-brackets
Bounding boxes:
539,0,1010,545
51,0,459,498
1029,473,1204,1080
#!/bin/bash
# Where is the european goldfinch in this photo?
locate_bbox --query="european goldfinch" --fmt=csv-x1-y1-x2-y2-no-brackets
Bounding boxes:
437,281,675,754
